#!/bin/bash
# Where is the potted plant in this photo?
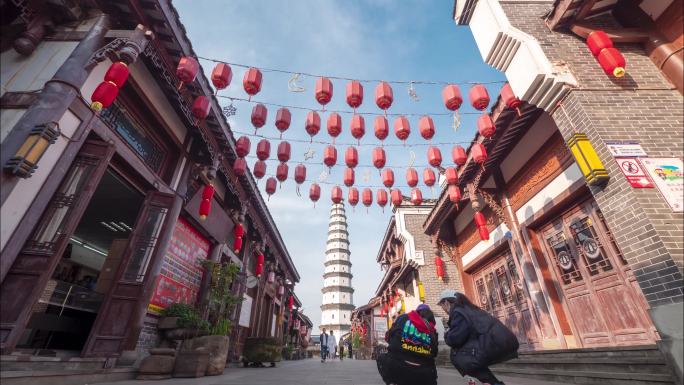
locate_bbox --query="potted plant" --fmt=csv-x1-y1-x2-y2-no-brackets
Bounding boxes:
158,303,209,340
182,260,241,376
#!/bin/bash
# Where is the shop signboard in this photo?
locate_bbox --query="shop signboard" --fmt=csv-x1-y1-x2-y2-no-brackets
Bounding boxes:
640,158,684,212
239,294,253,327
616,157,654,188
149,217,210,313
606,140,647,157
374,317,387,339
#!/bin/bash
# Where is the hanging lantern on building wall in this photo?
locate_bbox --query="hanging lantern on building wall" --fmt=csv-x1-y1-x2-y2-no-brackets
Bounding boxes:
275,108,291,137
243,67,263,99
199,184,214,220
406,168,418,187
331,186,343,204
500,83,521,113
374,116,389,141
105,62,129,88
435,255,445,281
346,80,363,110
419,116,435,140
586,30,626,78
411,188,423,205
233,223,244,253
382,168,395,188
90,81,119,111
567,133,610,185
233,237,243,254
176,56,199,89
586,30,613,56
344,168,355,187
305,111,321,139
255,253,265,277
345,146,358,168
348,187,359,207
452,146,467,166
442,84,463,110
268,271,276,283
315,77,333,108
373,147,386,169
211,63,232,91
474,211,489,241
469,84,490,111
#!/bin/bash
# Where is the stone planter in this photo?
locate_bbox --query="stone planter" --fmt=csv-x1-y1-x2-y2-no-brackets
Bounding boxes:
137,348,176,380
243,337,282,367
172,347,209,378
183,335,230,376
157,316,180,330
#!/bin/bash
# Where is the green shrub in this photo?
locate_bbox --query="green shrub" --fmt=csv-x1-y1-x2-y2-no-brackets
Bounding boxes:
159,303,205,329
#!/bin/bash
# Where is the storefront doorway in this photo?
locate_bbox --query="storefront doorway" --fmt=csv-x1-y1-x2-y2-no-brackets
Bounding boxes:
17,168,144,353
537,199,657,347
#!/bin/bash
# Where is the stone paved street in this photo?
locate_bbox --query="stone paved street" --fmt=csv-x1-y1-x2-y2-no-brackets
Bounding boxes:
98,359,567,385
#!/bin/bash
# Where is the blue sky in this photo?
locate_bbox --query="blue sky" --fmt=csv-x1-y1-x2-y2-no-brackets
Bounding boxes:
175,0,505,332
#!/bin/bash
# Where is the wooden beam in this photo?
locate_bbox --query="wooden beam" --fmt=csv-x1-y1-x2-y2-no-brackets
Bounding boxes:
546,0,581,30
574,0,598,21
570,22,650,42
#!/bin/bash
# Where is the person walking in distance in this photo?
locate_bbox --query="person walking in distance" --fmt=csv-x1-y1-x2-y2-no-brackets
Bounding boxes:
339,339,345,361
327,330,338,360
320,328,329,363
348,339,353,359
438,290,519,385
376,304,439,385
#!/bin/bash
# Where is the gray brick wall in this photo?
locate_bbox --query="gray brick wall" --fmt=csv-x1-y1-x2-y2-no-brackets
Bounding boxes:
404,213,463,320
135,314,161,352
500,1,684,306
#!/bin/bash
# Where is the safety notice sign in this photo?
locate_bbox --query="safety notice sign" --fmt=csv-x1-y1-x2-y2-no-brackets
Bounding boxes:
616,157,653,188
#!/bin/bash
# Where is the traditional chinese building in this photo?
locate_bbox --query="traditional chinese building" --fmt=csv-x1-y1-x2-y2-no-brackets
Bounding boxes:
421,1,682,382
0,0,299,377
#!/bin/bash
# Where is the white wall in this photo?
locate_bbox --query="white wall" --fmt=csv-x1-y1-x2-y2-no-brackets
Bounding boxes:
515,164,583,224
461,223,511,268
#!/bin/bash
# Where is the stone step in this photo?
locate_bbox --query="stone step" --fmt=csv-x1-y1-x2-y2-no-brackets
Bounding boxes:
493,367,675,385
494,356,668,374
0,355,109,371
0,368,136,385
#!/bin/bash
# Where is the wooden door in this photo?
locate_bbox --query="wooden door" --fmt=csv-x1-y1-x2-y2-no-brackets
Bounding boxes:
0,140,115,353
472,252,538,351
82,191,174,356
538,200,656,347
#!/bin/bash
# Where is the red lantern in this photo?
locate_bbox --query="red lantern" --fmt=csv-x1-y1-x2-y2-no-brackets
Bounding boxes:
406,168,418,187
435,256,444,280
192,96,211,121
345,146,358,168
344,168,355,187
348,187,359,207
309,183,321,203
256,253,265,277
243,67,263,98
331,186,343,204
294,164,306,184
377,189,388,208
251,103,267,129
253,160,266,179
176,56,199,85
373,147,386,169
289,295,294,310
199,184,215,220
256,139,271,161
211,62,232,90
346,80,363,110
315,77,333,107
277,141,291,163
469,84,490,111
474,211,487,227
275,108,291,137
423,168,436,187
350,114,365,143
445,167,458,185
323,145,337,168
394,116,410,141
500,83,521,110
305,111,321,138
105,62,129,88
427,146,442,167
411,188,423,205
597,47,626,77
389,295,395,308
327,113,342,139
419,116,435,140
374,116,389,141
442,84,463,110
234,223,245,238
448,184,461,203
233,157,247,176
265,177,277,197
362,188,373,207
586,30,613,56
391,189,402,206
236,136,251,158
90,81,118,111
472,143,488,164
452,146,467,166
276,163,288,183
477,114,496,138
233,237,243,254
375,81,393,111
382,168,394,188
478,226,490,241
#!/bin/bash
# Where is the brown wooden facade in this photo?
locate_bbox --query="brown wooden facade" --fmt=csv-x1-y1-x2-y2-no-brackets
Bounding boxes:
0,0,299,361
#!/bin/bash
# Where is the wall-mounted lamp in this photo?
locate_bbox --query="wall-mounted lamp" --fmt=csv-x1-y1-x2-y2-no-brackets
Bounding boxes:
5,122,60,178
567,133,609,186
